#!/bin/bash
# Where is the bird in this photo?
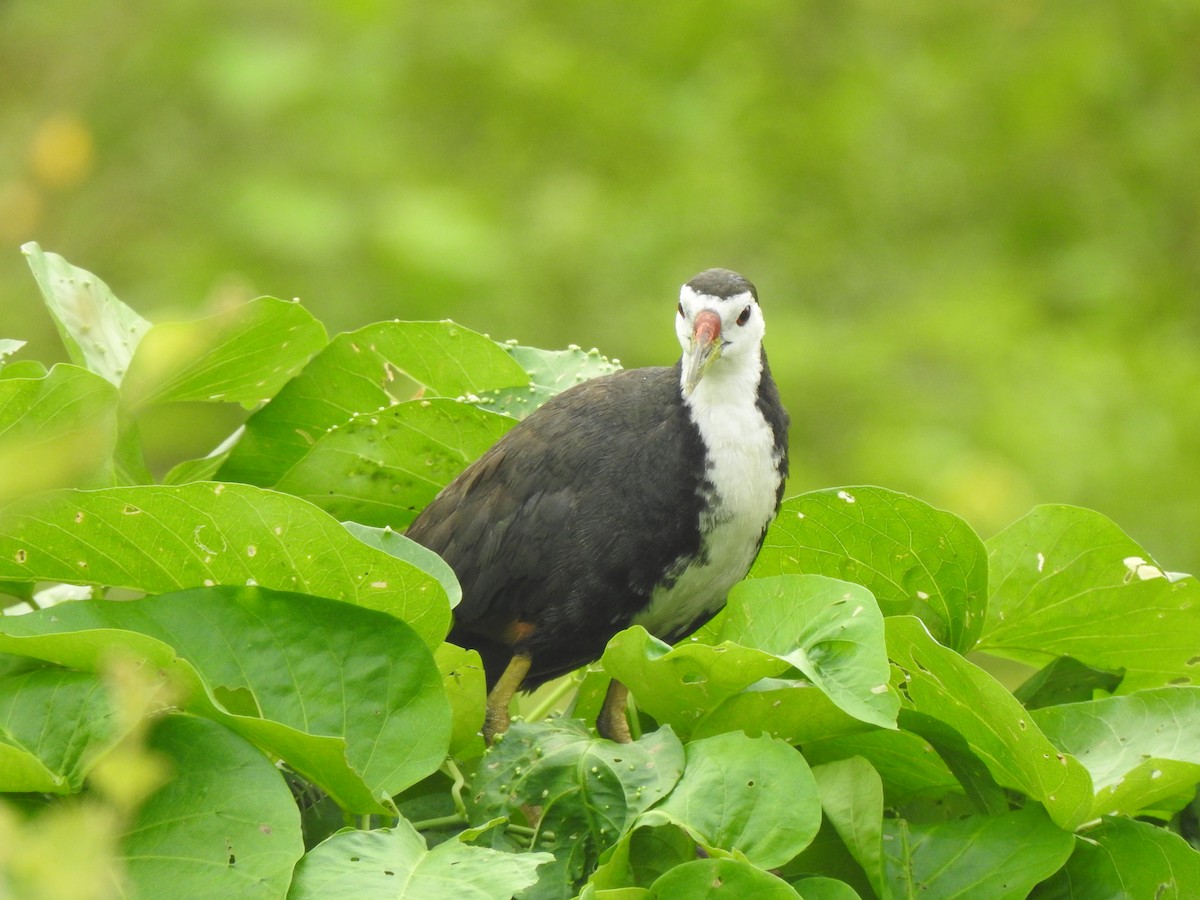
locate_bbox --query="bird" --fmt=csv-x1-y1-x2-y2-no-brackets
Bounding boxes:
406,268,789,743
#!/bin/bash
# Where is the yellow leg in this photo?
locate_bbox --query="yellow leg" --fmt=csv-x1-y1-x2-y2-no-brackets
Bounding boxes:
596,679,632,743
484,653,532,745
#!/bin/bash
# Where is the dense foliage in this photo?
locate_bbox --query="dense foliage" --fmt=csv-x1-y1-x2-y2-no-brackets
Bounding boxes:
3,3,1199,577
1,251,1197,898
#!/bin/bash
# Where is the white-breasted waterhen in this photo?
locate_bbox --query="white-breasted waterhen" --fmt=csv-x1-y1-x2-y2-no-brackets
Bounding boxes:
407,268,789,743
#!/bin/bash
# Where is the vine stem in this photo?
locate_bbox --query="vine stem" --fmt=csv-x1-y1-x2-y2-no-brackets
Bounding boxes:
523,673,582,725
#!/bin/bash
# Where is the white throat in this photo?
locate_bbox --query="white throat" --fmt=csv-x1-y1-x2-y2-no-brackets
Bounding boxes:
630,350,780,640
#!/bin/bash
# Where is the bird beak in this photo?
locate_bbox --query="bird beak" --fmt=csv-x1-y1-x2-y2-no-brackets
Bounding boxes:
683,310,722,396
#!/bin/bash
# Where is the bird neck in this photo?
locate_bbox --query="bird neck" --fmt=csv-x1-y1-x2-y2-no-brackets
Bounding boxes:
679,347,765,414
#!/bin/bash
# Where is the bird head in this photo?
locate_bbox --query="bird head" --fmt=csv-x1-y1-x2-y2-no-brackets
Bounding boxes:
675,268,765,396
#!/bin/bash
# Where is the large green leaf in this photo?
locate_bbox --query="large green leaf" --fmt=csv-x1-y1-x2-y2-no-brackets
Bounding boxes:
218,320,528,485
719,575,899,729
981,505,1199,690
0,364,119,501
640,732,821,869
122,296,327,410
1032,816,1200,900
122,714,303,899
751,487,988,651
811,758,886,900
802,729,961,807
481,343,621,419
271,398,515,529
0,586,451,813
22,244,150,387
1031,687,1200,819
601,627,867,744
1013,656,1125,710
0,482,451,647
472,720,685,898
647,858,800,899
882,806,1074,899
0,668,124,793
886,616,1094,830
288,820,552,900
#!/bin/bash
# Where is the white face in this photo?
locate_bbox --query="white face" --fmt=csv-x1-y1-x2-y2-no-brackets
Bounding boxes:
675,284,765,372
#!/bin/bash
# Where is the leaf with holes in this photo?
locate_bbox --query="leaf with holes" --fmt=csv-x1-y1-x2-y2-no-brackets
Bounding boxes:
218,320,527,486
122,296,327,410
639,732,821,868
601,626,867,745
719,575,899,730
882,806,1073,899
1031,687,1200,819
0,585,450,812
1033,816,1200,899
0,481,451,646
751,487,988,652
22,243,151,387
472,720,685,898
271,399,514,529
482,343,621,419
886,616,1094,830
647,858,801,898
122,714,303,897
289,819,552,899
981,505,1199,690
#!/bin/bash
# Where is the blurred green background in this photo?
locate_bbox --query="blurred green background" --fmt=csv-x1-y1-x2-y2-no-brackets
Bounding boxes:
2,2,1197,572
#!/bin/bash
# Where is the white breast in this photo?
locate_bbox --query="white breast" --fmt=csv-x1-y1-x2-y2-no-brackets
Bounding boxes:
630,355,782,639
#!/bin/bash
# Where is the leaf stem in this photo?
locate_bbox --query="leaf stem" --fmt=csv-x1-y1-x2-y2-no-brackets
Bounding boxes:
523,674,580,725
443,757,468,820
410,813,467,831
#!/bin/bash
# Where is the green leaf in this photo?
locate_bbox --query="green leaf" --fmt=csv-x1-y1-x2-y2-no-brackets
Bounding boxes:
0,482,451,647
790,877,864,900
1031,687,1200,819
803,729,961,807
218,320,528,486
641,732,821,869
21,243,150,386
472,720,685,896
0,364,119,501
0,360,48,381
647,858,801,898
811,758,886,900
122,714,303,898
602,625,868,744
720,575,899,729
586,823,696,893
886,616,1094,830
122,296,327,409
0,668,123,793
981,505,1200,690
1013,656,1125,710
1032,816,1200,900
288,820,552,899
434,642,486,759
271,399,515,530
482,343,621,419
343,520,462,610
752,487,988,652
882,806,1074,900
0,586,451,813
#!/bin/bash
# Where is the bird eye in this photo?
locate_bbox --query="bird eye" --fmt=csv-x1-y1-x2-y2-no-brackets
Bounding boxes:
736,305,752,326
677,302,685,317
